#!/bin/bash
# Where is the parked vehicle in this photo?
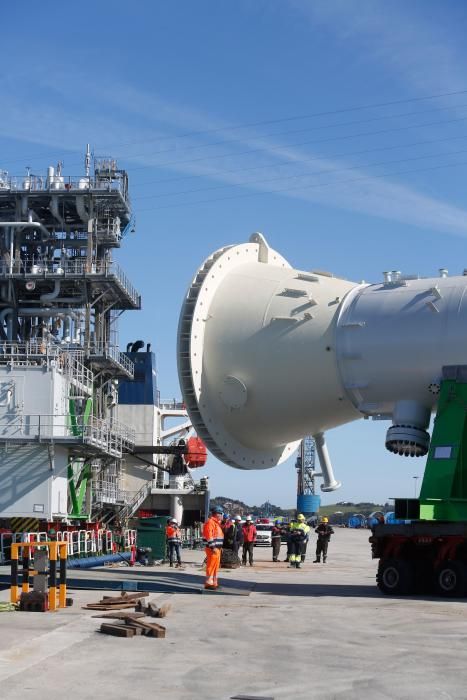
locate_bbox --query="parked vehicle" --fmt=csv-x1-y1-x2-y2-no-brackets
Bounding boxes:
255,523,273,546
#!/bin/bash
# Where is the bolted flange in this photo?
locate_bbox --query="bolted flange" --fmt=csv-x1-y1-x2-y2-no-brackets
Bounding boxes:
385,424,430,457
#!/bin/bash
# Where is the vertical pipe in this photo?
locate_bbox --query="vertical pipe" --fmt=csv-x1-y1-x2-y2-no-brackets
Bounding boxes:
6,312,13,342
48,542,57,611
85,144,91,177
9,228,13,276
10,543,18,604
22,548,30,594
59,544,67,608
313,432,342,492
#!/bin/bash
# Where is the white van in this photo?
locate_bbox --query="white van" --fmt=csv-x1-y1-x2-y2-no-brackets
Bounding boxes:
255,523,273,546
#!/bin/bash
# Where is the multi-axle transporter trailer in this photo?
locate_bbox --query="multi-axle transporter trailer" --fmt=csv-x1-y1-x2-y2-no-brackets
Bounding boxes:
371,367,467,597
371,521,467,597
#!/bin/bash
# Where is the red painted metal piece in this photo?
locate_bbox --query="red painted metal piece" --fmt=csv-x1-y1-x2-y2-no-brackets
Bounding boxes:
137,509,156,519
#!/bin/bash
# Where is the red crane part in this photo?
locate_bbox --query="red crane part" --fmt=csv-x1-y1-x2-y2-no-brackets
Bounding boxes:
184,436,207,468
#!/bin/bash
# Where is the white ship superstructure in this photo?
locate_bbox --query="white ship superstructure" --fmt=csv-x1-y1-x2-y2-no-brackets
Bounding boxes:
0,149,208,535
0,151,139,523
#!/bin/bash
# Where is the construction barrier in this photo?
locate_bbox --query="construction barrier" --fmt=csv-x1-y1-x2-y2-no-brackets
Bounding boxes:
97,528,104,553
57,530,72,556
105,530,113,554
0,533,23,563
181,526,202,548
124,529,137,550
25,532,49,556
10,541,67,611
2,527,136,563
78,530,87,557
71,530,80,556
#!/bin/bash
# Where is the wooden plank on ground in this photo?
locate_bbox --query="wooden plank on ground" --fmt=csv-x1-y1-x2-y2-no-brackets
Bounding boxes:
83,603,138,611
126,618,166,638
91,612,145,620
101,592,149,603
100,623,135,638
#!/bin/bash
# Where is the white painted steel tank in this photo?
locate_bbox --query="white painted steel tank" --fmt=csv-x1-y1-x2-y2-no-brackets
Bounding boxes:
177,233,467,486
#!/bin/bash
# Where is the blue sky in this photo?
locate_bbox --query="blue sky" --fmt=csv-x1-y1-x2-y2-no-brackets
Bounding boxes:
2,1,467,507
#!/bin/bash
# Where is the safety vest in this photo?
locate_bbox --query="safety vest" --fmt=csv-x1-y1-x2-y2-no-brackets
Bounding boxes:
290,521,310,541
202,517,224,549
166,525,181,544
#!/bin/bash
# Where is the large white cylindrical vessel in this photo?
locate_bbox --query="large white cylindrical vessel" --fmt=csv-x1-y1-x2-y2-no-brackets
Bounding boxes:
178,233,361,471
177,234,467,473
336,269,467,455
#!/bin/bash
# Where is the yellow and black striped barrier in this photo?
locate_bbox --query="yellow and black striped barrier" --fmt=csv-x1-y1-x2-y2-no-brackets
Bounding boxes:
10,541,67,611
10,518,39,533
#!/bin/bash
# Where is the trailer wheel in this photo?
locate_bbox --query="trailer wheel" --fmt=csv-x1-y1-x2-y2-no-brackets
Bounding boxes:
377,558,414,595
434,560,467,598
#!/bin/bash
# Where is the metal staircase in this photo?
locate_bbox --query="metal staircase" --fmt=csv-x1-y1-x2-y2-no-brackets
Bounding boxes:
102,481,151,525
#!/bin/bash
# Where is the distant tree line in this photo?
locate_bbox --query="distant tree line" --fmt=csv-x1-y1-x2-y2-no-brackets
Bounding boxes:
211,496,391,520
211,496,293,518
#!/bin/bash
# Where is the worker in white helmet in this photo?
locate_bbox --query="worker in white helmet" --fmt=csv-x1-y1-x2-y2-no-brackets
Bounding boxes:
166,518,182,567
232,515,244,557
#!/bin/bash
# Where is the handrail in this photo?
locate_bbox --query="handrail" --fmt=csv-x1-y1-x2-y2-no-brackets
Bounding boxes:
0,341,82,361
0,343,93,391
0,413,135,456
0,260,140,306
119,482,151,522
160,399,186,410
0,173,128,200
87,342,134,375
93,479,126,505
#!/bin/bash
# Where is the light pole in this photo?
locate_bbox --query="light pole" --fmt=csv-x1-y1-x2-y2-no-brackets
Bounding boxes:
413,476,419,498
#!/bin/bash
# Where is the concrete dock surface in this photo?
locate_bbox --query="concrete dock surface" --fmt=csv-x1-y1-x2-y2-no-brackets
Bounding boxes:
0,528,466,700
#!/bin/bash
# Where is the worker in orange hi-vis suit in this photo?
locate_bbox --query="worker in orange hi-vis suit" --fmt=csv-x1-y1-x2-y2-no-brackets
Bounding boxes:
202,505,224,590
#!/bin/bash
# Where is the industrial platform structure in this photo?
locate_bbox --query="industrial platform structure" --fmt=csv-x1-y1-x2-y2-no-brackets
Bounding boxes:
0,149,208,558
295,436,320,518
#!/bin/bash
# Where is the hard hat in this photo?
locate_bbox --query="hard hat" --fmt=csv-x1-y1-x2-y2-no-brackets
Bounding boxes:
235,515,242,521
210,505,223,514
170,518,178,525
322,516,329,523
275,519,281,524
297,513,306,521
245,515,252,521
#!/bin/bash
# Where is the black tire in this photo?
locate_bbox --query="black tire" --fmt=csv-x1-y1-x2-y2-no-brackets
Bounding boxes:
377,558,415,595
433,560,467,598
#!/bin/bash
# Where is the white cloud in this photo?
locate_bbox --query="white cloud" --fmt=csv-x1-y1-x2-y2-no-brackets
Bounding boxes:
1,66,467,237
288,0,466,98
147,136,467,237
